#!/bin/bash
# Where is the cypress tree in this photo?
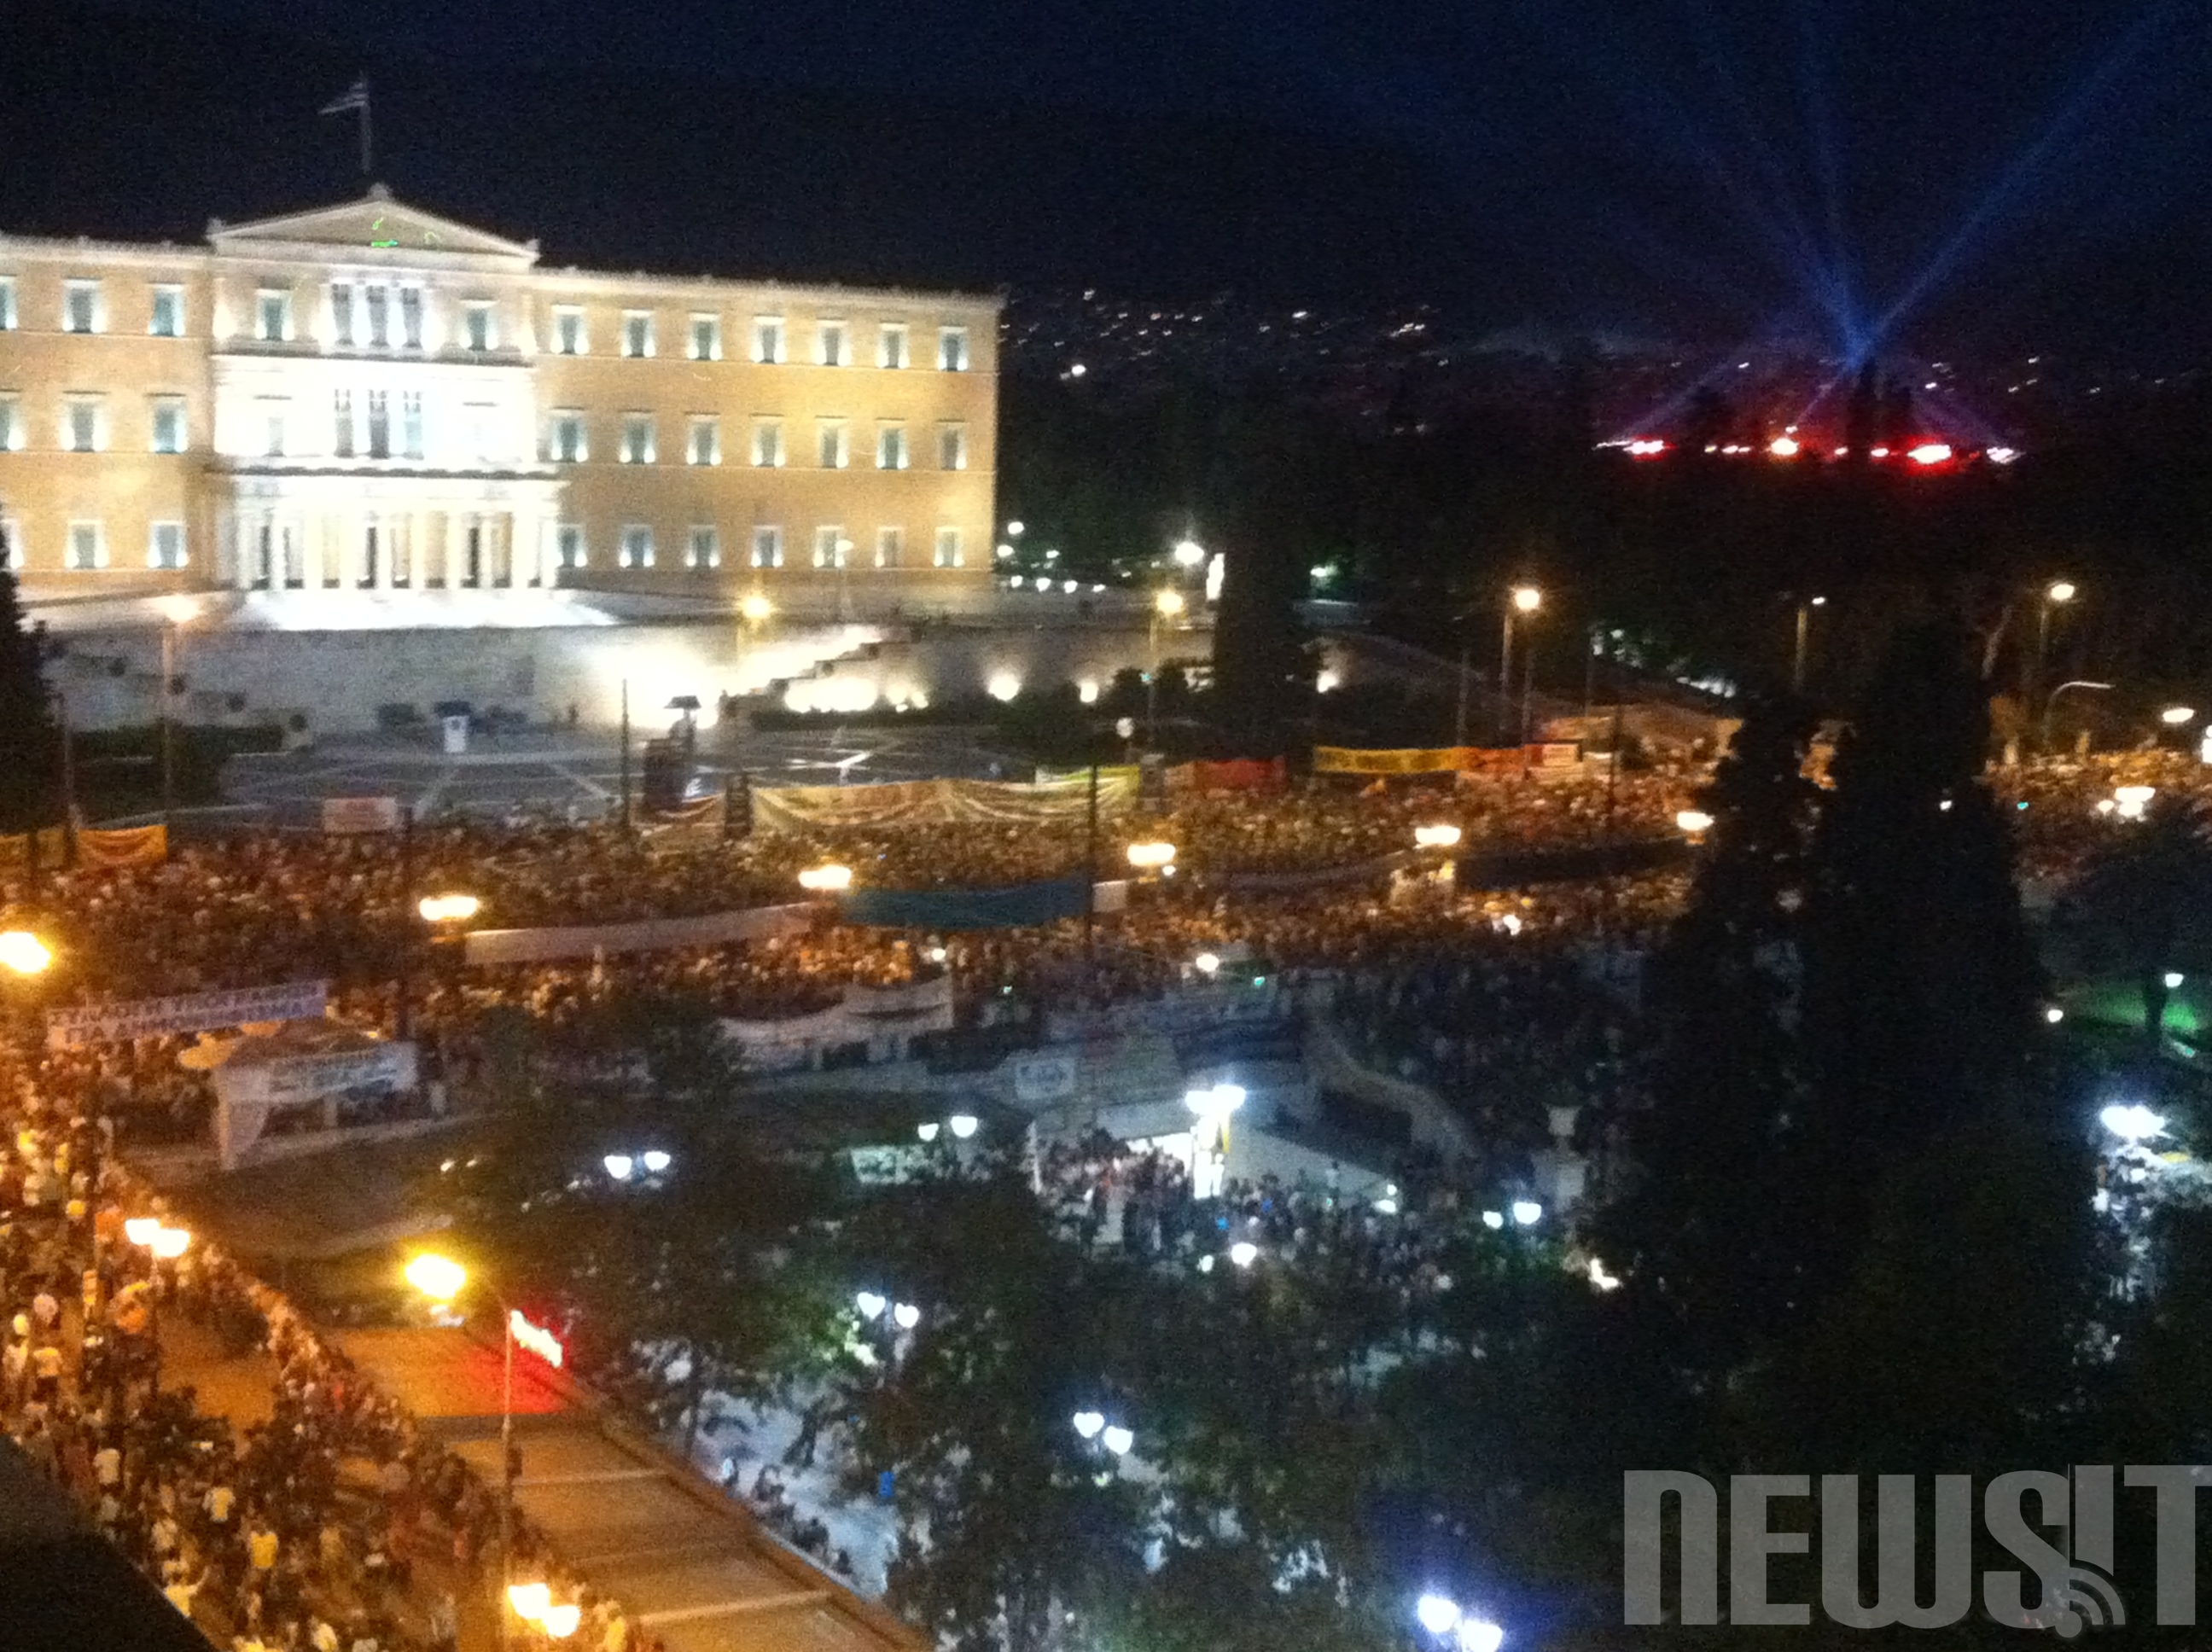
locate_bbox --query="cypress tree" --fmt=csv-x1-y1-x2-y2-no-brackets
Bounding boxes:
0,547,60,834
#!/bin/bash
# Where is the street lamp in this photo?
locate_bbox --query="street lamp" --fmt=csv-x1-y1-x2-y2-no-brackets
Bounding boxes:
2031,581,2077,749
406,1254,521,1652
739,592,773,625
2100,1104,2167,1145
1126,841,1177,872
1502,586,1542,747
797,864,854,893
1792,595,1825,693
947,1114,980,1139
417,893,481,924
1072,1410,1106,1440
1413,823,1463,851
2043,680,2113,753
1148,588,1186,747
2161,706,2196,726
1172,538,1206,569
1675,809,1714,841
0,931,53,976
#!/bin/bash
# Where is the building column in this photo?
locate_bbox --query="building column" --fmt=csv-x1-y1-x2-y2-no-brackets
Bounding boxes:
375,514,393,592
234,509,256,592
445,510,466,590
511,506,541,590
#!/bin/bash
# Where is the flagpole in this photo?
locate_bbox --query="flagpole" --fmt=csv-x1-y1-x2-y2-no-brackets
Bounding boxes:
360,81,373,177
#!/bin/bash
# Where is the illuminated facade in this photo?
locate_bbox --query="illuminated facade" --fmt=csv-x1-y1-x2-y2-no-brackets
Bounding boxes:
0,187,998,616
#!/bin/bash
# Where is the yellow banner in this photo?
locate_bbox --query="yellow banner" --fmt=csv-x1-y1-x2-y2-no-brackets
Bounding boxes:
1312,746,1481,776
77,824,170,868
0,828,70,870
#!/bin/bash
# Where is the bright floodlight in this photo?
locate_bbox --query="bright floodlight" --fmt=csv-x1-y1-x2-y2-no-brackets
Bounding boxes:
740,592,773,624
1768,435,1800,457
2047,580,2076,603
1072,1410,1106,1440
1417,1595,1463,1637
405,1253,468,1303
1173,538,1207,567
1155,588,1186,617
1675,810,1714,836
1078,678,1100,704
1511,1200,1543,1226
539,1602,581,1640
602,1154,634,1181
987,672,1022,701
1458,1619,1505,1652
1193,951,1221,974
1907,442,1953,465
2165,971,2186,990
797,864,854,893
418,893,481,924
149,1226,191,1260
508,1582,551,1622
855,1290,887,1321
1228,1241,1259,1269
1511,585,1542,614
640,1150,672,1174
1101,1425,1134,1457
2162,706,2196,725
2045,1006,2065,1024
2100,1104,2168,1144
1187,1083,1246,1122
893,1301,922,1330
0,931,54,976
124,1216,161,1248
1126,841,1177,870
1374,1197,1400,1215
917,1122,941,1143
1414,823,1463,850
948,1114,980,1139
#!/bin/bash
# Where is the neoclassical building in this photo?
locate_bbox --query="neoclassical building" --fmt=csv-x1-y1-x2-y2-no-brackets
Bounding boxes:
0,187,998,617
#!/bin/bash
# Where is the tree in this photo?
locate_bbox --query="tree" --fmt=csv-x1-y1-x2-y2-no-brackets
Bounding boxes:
2055,794,2212,1057
1590,688,1823,1372
0,554,60,833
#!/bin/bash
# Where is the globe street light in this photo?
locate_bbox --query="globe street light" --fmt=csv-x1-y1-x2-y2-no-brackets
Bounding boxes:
0,931,53,976
2032,582,2078,749
797,864,854,893
1149,588,1187,747
418,893,481,924
1502,586,1542,748
1172,538,1206,569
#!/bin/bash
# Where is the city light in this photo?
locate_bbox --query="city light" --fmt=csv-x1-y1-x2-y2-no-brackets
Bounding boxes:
1511,585,1542,614
1675,810,1714,837
124,1216,161,1248
2161,706,2196,725
916,1122,940,1143
640,1149,672,1174
417,893,481,923
1417,1596,1463,1637
2114,785,2156,820
739,592,773,624
1173,538,1207,567
1511,1201,1543,1226
1586,1258,1621,1291
1126,841,1177,870
2047,580,2076,603
1228,1242,1260,1268
0,932,55,976
1078,678,1100,703
2046,1006,2066,1024
856,1291,888,1320
1101,1425,1134,1457
1155,588,1186,617
1072,1410,1105,1440
405,1253,469,1303
948,1114,980,1139
1481,1210,1505,1230
987,671,1023,701
1193,951,1221,974
2100,1104,2168,1144
508,1310,564,1368
1906,442,1953,466
508,1583,552,1622
1768,435,1800,457
1413,823,1463,850
893,1302,922,1330
1988,446,2021,464
797,864,854,893
1625,438,1668,457
539,1603,581,1640
603,1154,634,1181
1461,1620,1506,1652
2164,972,2186,990
149,1226,191,1260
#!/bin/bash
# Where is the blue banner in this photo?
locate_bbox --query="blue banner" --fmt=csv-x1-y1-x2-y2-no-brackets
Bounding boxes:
836,877,1092,930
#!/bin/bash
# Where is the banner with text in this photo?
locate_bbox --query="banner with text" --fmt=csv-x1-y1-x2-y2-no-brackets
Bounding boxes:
76,823,170,868
321,797,403,835
463,904,814,967
753,771,1138,834
47,980,329,1049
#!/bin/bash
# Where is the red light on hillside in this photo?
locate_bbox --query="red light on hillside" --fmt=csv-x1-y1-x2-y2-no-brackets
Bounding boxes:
1625,438,1668,457
1906,442,1953,466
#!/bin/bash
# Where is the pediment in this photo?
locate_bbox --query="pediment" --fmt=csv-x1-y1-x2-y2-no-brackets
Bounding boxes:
208,189,538,263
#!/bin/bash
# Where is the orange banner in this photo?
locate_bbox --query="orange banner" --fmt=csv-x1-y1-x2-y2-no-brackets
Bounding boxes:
77,823,169,868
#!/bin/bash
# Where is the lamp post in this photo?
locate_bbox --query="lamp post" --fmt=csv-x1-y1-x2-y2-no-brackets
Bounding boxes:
1791,595,1825,694
155,597,200,827
1501,586,1541,747
2042,679,2112,754
406,1254,518,1652
2031,581,2076,750
1148,588,1185,749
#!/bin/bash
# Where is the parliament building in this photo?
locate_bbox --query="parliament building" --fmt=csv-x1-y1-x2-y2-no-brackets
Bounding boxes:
0,187,999,618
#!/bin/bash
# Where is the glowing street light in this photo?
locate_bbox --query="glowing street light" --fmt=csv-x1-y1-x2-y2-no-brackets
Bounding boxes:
1906,442,1953,466
739,592,773,625
1511,1200,1543,1226
640,1149,672,1174
1100,1424,1134,1457
2047,580,2076,605
2164,972,2186,990
1413,823,1464,850
1511,585,1542,614
855,1291,888,1321
1126,841,1177,871
1676,810,1714,839
405,1253,469,1303
1460,1620,1506,1652
916,1122,941,1143
892,1301,922,1331
797,864,854,893
124,1216,162,1248
947,1114,980,1139
602,1154,635,1182
2114,785,2156,821
2100,1104,2168,1144
1767,434,1800,457
418,893,481,924
0,931,52,976
1172,538,1206,568
1192,951,1221,975
1417,1596,1463,1637
1228,1241,1260,1269
508,1583,551,1622
1071,1410,1106,1440
539,1602,581,1640
1481,1210,1505,1230
2161,706,2197,725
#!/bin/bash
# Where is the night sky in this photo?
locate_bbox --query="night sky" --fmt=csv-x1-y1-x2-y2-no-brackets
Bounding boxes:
3,0,2207,358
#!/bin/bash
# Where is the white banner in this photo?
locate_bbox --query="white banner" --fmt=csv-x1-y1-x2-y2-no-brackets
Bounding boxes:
464,904,815,967
321,796,403,835
722,976,954,1071
47,980,329,1050
212,1040,417,1171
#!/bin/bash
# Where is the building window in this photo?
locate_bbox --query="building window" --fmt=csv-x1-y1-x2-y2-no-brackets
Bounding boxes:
751,419,784,468
0,277,15,331
550,411,586,463
938,326,969,371
552,306,585,355
812,526,850,569
818,320,848,367
66,521,108,570
330,282,355,346
62,280,101,334
752,316,785,364
556,524,586,569
686,416,720,467
259,398,288,457
465,402,498,463
878,323,909,369
367,390,391,459
876,425,908,470
65,396,102,453
257,288,291,342
150,396,187,455
750,526,784,568
686,526,721,570
876,526,904,568
463,302,495,352
619,526,655,568
149,285,185,339
399,286,423,349
934,526,964,567
620,414,655,464
332,389,355,457
148,521,188,570
0,395,20,452
939,424,969,471
622,311,655,358
817,421,848,469
401,391,424,459
690,315,721,361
